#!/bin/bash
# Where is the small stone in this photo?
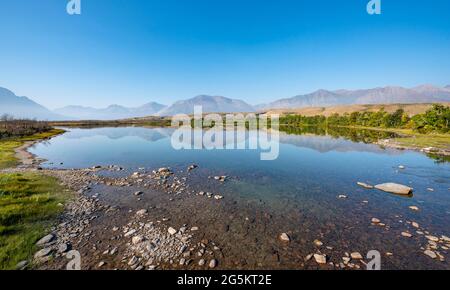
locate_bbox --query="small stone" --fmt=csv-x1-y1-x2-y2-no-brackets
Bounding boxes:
279,233,290,242
34,248,53,259
36,234,55,246
371,218,381,224
401,232,412,238
313,239,323,247
398,165,405,169
214,195,224,200
128,256,138,266
58,243,69,253
132,236,144,245
168,227,177,235
15,261,28,270
198,259,206,266
338,195,347,199
314,254,327,264
409,206,420,211
305,254,313,261
98,261,106,268
191,227,199,231
425,235,439,242
351,252,363,260
179,258,186,265
124,229,137,237
424,250,437,259
412,222,420,228
357,182,374,189
134,191,143,196
342,257,351,264
136,209,148,216
209,259,218,268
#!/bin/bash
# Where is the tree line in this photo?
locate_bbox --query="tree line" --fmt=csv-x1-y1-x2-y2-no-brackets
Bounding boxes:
280,104,450,133
0,114,52,139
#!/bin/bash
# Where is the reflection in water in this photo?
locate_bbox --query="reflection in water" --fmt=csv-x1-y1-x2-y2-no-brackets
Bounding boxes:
280,125,399,144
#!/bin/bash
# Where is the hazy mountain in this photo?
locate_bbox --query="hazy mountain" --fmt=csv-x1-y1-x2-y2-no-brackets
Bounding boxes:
55,102,167,120
445,85,450,90
156,95,255,116
0,87,67,120
257,85,450,110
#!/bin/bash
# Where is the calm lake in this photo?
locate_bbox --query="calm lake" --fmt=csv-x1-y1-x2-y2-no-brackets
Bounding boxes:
29,127,450,269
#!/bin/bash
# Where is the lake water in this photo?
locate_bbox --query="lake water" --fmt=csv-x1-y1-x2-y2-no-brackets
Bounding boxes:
30,127,450,269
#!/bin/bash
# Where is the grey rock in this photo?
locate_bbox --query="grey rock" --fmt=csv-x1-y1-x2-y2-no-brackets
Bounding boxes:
375,183,413,195
36,234,55,246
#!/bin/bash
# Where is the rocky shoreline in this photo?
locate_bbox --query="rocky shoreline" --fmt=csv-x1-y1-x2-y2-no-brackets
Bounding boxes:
376,138,450,157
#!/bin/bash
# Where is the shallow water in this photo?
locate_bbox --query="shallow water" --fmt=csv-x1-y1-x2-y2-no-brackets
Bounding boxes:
30,127,450,269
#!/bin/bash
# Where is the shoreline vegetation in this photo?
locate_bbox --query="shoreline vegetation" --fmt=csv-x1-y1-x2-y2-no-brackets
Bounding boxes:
0,120,68,269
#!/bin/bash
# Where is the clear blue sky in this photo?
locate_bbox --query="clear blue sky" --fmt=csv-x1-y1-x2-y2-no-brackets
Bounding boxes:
0,0,449,109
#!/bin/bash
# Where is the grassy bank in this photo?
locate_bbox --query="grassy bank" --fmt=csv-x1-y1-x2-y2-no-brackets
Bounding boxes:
334,125,450,150
0,173,69,269
0,129,65,169
0,128,69,269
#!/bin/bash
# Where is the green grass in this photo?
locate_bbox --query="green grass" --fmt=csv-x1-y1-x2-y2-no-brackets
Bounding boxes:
0,129,65,169
331,125,450,150
392,133,450,150
0,172,69,270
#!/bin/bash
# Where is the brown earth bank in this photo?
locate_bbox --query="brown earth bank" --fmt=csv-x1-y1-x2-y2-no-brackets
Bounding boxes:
263,103,450,117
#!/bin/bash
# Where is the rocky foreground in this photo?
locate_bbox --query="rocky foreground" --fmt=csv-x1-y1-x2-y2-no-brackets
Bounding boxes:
6,141,450,270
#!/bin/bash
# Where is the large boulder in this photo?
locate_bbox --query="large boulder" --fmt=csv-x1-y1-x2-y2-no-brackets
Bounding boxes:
375,183,413,195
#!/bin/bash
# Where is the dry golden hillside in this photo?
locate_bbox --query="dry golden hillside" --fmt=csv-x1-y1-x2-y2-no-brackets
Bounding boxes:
262,103,450,117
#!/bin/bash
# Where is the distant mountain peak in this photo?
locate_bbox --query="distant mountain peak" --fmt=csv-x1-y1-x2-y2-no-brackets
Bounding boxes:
156,95,255,116
0,86,67,120
55,101,167,120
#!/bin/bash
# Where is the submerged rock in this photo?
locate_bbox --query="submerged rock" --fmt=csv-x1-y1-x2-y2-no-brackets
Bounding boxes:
424,250,437,259
401,232,412,238
357,182,374,189
371,218,381,224
374,183,413,195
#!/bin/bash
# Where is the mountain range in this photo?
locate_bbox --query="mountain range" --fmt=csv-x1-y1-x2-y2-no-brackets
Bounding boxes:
156,95,255,116
54,102,166,120
0,87,66,120
255,85,450,110
1,84,450,120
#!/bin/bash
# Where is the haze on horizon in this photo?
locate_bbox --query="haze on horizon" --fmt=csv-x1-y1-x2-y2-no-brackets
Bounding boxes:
0,0,449,109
